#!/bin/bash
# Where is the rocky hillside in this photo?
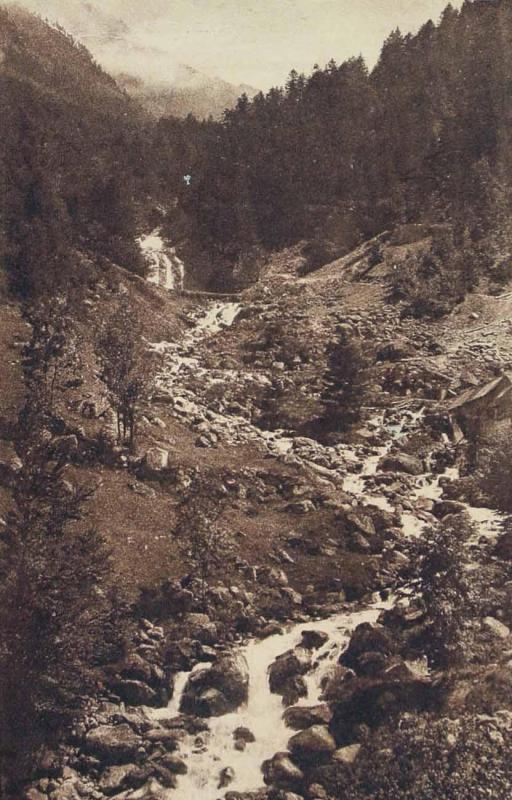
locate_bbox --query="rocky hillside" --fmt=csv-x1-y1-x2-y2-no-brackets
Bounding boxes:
6,223,512,799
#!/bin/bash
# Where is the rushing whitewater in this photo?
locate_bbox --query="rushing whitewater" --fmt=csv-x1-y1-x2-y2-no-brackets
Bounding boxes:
145,297,506,799
139,229,185,291
152,599,393,800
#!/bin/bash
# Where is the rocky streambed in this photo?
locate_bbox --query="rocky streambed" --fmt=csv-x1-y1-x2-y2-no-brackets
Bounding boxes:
138,299,507,800
30,292,509,800
149,597,393,800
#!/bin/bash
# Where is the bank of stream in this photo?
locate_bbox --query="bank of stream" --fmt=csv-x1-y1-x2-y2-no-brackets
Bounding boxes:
142,295,506,799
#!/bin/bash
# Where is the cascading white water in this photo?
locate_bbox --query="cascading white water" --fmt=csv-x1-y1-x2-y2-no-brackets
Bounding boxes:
139,229,185,291
145,298,506,798
152,598,393,800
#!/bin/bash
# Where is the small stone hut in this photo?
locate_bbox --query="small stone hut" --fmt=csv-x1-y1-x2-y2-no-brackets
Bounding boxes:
446,372,512,442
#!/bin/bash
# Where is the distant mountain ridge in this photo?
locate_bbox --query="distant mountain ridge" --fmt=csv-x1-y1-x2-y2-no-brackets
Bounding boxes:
116,70,257,121
9,0,258,119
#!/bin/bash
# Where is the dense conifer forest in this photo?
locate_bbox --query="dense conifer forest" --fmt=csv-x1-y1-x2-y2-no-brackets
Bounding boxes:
3,1,512,296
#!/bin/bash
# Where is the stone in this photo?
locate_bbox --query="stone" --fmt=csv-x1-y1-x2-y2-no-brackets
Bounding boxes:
483,617,511,639
283,705,333,730
301,631,329,650
158,754,188,775
84,724,141,764
288,726,337,763
378,453,423,476
307,784,328,800
332,743,362,765
0,451,22,487
339,623,396,672
346,511,376,537
49,783,81,800
218,767,235,789
99,764,139,794
376,341,416,362
262,752,304,790
234,726,256,743
25,791,47,800
180,653,249,717
143,448,169,473
286,500,316,515
347,532,371,553
269,648,312,695
432,500,467,519
113,680,158,707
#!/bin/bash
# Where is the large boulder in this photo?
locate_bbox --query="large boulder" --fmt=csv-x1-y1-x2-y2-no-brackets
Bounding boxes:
142,447,169,476
288,725,337,765
112,680,158,707
339,623,396,673
180,653,249,717
283,704,333,730
301,630,329,650
262,751,305,790
432,500,467,519
84,724,141,765
268,648,312,696
378,453,423,476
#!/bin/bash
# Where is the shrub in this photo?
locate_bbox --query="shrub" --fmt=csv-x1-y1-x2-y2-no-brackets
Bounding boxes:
408,518,474,669
336,712,512,800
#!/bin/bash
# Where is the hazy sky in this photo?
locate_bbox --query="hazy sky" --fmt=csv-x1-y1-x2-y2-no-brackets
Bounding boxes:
15,0,463,88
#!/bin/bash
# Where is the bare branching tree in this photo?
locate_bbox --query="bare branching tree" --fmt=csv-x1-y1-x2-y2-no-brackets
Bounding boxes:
95,297,159,450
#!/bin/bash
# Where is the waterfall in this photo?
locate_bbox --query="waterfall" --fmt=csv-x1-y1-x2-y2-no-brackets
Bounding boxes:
138,229,185,291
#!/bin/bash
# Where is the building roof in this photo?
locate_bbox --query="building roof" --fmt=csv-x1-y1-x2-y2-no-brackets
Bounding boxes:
447,372,512,411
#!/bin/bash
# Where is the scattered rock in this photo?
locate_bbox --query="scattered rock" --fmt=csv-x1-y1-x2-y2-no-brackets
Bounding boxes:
112,680,158,707
142,447,169,475
283,705,333,730
262,752,305,790
378,453,423,475
332,743,362,765
84,724,142,765
180,653,249,717
288,725,337,764
483,617,511,639
433,500,467,519
301,630,329,650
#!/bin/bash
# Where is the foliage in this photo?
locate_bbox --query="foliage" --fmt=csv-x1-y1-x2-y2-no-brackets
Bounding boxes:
22,296,83,417
95,298,159,449
335,711,512,800
0,6,148,299
0,410,126,793
321,326,368,432
480,433,512,513
390,230,479,318
158,1,512,290
176,475,233,608
410,518,473,669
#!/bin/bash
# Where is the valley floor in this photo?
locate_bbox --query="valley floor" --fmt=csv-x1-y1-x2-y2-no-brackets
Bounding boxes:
6,230,512,799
